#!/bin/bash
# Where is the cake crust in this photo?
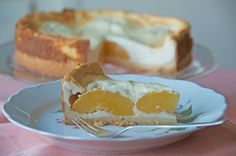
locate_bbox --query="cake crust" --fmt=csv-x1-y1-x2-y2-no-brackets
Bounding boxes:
15,49,81,77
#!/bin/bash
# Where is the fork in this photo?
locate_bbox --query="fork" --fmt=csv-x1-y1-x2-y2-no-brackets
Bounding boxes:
72,117,225,138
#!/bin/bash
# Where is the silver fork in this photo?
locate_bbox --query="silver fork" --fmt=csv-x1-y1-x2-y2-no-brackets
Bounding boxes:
72,117,225,138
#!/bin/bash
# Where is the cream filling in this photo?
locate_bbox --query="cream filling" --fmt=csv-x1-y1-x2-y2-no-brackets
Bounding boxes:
105,35,176,68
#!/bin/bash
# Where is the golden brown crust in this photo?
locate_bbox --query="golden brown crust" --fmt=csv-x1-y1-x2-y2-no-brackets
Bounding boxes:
175,33,193,71
15,29,89,61
16,9,76,31
15,49,81,77
63,62,109,88
15,10,89,78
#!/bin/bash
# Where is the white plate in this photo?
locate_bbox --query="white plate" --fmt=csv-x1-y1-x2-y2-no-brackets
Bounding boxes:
0,42,218,83
2,75,227,153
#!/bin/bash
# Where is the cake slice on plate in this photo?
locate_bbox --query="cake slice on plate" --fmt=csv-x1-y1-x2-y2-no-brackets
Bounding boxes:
62,62,180,126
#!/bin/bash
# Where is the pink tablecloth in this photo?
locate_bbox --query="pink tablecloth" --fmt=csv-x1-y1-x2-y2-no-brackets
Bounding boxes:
0,70,236,156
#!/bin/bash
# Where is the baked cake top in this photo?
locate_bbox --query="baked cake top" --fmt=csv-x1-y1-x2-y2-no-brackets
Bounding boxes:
17,9,190,50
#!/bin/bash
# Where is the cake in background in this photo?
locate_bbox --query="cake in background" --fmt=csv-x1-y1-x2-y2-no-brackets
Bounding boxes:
15,9,192,78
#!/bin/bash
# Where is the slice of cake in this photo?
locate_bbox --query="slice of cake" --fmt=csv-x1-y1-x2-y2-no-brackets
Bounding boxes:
15,9,192,78
62,62,180,126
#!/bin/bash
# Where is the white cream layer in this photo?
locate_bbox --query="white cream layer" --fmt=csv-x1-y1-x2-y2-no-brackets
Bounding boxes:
105,35,176,68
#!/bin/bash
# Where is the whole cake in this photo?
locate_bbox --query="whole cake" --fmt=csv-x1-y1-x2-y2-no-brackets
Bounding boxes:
15,9,192,78
62,62,180,126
